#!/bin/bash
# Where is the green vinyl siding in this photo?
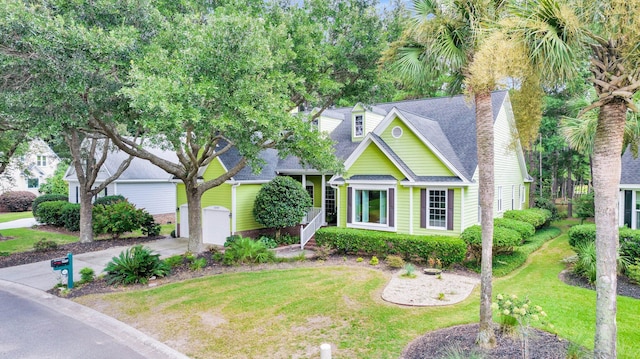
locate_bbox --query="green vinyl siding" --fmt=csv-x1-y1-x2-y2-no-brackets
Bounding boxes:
235,184,263,231
347,143,404,180
395,186,410,233
493,105,526,217
463,184,479,229
380,118,453,177
304,176,323,208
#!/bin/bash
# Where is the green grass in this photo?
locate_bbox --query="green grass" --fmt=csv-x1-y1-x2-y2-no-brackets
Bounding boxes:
74,219,640,358
0,228,78,254
0,211,34,223
125,223,175,238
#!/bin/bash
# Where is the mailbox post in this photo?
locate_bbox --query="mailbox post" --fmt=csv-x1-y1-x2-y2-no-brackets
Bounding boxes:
50,253,73,289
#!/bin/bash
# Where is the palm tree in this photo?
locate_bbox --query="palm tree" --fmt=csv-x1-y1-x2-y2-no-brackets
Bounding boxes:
509,1,640,356
383,0,511,347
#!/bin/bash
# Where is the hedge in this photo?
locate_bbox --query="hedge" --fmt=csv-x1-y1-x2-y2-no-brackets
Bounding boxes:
35,200,67,227
503,208,552,229
568,224,640,260
60,203,81,231
0,191,37,212
494,218,535,241
460,224,522,261
32,194,68,216
94,195,126,206
315,227,466,267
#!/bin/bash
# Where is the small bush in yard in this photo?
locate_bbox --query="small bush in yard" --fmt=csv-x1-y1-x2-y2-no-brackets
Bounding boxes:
93,195,126,206
79,267,95,284
163,254,185,269
567,224,596,248
253,176,311,239
60,203,80,231
534,196,559,221
503,208,551,229
385,255,405,268
0,191,36,212
190,257,207,271
35,200,67,227
93,201,154,239
369,256,379,265
258,236,278,249
461,225,521,261
32,194,68,216
33,238,58,252
104,245,169,285
223,237,275,265
140,212,160,237
626,261,640,284
494,218,535,241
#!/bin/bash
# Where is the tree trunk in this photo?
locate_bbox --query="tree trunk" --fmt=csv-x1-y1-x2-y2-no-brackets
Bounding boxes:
592,100,626,359
475,91,496,348
78,189,94,243
185,181,205,253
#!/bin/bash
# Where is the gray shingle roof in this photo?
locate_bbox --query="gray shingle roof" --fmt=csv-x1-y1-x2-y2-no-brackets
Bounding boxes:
621,147,640,185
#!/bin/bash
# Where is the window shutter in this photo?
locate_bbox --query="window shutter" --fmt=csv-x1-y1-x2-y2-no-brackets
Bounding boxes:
388,188,395,227
347,187,353,224
447,189,454,230
420,189,426,228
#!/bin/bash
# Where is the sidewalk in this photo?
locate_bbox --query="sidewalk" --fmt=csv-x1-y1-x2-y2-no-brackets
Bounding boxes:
0,217,38,230
0,236,189,291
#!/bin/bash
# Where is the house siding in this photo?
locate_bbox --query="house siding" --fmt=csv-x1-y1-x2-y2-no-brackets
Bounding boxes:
346,144,404,180
117,182,175,215
379,118,453,177
235,184,262,231
411,187,462,236
493,104,526,217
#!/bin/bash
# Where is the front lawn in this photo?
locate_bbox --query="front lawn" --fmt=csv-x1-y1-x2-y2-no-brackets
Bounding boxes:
74,219,640,358
0,211,34,223
0,228,78,254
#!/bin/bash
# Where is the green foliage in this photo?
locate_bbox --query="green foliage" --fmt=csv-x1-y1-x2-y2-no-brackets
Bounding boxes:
626,261,640,284
315,227,466,267
533,196,559,220
79,267,95,284
504,208,551,229
104,245,169,285
93,201,155,239
60,202,80,231
369,256,379,266
32,194,68,216
0,191,36,212
253,177,312,232
491,227,561,277
385,255,405,269
494,218,536,241
33,238,58,252
402,263,416,278
258,236,278,249
170,229,176,238
567,224,596,248
275,234,299,246
574,193,595,223
140,212,160,237
222,237,275,265
35,200,67,227
461,225,522,260
38,162,69,196
190,257,207,271
93,195,126,206
224,235,241,247
314,245,332,260
163,254,185,269
573,241,597,283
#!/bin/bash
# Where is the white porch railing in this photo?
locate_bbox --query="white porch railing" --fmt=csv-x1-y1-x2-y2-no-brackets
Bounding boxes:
300,207,324,249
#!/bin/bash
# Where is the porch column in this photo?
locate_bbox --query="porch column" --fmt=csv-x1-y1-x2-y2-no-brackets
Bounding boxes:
409,187,413,234
302,174,306,189
321,175,326,225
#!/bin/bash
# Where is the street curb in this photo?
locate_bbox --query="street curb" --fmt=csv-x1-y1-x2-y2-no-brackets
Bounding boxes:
0,279,190,359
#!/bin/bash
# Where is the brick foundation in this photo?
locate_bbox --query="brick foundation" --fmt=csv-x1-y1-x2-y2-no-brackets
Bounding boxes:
153,213,176,225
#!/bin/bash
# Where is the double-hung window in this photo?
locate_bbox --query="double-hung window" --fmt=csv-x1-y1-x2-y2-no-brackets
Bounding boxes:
497,186,503,212
354,115,364,137
421,188,453,230
36,155,47,167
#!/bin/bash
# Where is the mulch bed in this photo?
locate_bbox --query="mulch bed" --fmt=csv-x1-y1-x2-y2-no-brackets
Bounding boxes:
401,323,571,359
558,270,640,300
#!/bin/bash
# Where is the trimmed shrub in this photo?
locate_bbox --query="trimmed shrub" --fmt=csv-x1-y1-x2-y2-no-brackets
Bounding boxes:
574,192,595,223
35,200,67,227
461,225,522,261
385,255,405,268
33,238,58,252
60,203,81,231
0,191,37,212
503,208,551,229
79,267,95,284
619,227,640,260
315,227,466,267
104,245,170,285
222,236,275,265
93,201,154,239
93,195,126,206
32,194,68,216
494,218,535,241
140,212,160,237
253,176,312,239
567,224,596,248
534,196,559,221
627,261,640,284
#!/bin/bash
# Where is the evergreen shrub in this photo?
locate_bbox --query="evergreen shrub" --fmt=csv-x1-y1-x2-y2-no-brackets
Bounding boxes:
32,194,68,216
0,191,37,212
494,218,535,241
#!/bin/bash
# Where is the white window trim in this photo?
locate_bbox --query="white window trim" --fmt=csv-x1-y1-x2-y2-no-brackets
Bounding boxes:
36,155,47,167
426,188,447,230
520,184,525,209
511,185,515,210
347,184,396,231
354,114,364,137
497,186,503,212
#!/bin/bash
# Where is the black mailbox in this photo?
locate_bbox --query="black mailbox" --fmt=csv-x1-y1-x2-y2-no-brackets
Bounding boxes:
51,257,69,268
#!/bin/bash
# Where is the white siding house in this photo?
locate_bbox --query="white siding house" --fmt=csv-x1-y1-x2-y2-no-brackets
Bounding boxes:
0,139,60,195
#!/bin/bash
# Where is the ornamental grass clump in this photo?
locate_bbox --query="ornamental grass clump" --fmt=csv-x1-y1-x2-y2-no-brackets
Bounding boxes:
493,294,552,359
104,245,169,285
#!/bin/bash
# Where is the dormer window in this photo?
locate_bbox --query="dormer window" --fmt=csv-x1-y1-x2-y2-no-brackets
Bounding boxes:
354,115,364,137
36,155,47,167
